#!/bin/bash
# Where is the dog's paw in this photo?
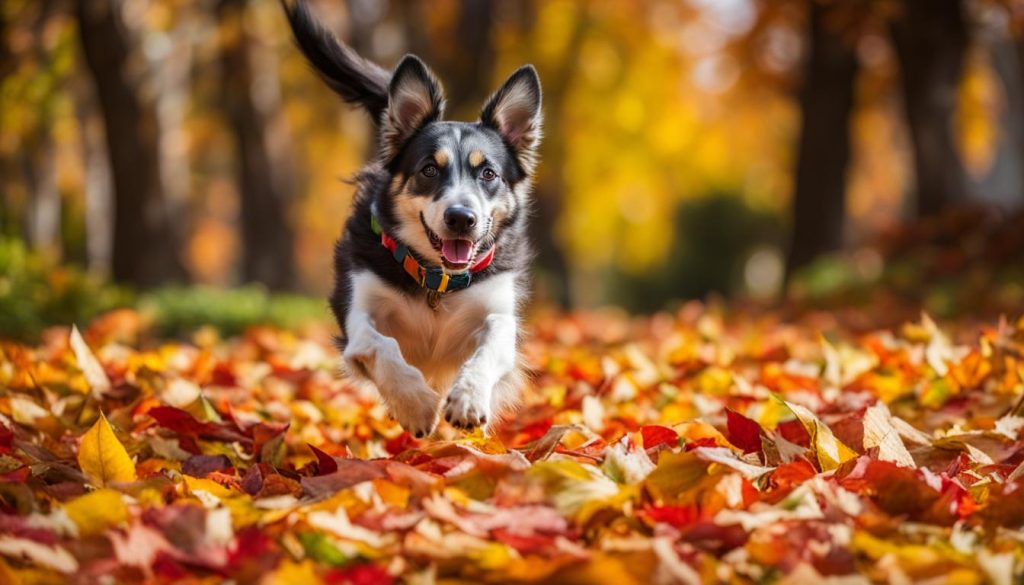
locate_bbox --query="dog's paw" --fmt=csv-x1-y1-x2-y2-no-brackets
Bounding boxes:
389,382,441,438
444,380,491,430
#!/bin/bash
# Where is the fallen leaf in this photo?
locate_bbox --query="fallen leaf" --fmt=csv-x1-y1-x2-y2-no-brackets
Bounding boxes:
62,489,127,536
77,413,136,487
69,325,111,399
776,397,857,471
0,537,78,574
861,402,916,467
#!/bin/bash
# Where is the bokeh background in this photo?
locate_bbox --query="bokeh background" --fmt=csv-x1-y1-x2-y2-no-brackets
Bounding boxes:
3,0,1024,340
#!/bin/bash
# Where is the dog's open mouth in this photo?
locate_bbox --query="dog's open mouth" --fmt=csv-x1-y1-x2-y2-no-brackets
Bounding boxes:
422,214,477,270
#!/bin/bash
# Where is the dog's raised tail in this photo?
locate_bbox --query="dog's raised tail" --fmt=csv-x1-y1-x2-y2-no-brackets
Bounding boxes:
283,0,390,124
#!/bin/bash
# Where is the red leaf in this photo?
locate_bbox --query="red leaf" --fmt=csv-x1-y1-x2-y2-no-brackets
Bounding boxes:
0,424,13,451
766,460,817,492
241,464,267,495
251,422,289,459
325,563,394,585
227,525,281,577
510,417,554,448
491,528,558,555
148,406,248,444
0,467,30,483
777,419,811,447
300,460,389,498
683,437,719,451
836,457,961,525
181,455,232,478
640,504,700,529
385,432,420,456
726,409,763,454
308,443,339,475
211,362,237,387
640,425,680,450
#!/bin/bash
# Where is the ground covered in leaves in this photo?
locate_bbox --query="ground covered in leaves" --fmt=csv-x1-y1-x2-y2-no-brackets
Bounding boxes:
2,306,1024,584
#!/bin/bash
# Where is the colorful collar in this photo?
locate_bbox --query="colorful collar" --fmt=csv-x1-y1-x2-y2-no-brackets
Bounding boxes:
370,213,495,295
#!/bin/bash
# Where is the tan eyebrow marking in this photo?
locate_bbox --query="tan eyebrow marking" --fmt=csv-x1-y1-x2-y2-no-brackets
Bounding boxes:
468,150,485,167
434,149,450,167
389,175,406,194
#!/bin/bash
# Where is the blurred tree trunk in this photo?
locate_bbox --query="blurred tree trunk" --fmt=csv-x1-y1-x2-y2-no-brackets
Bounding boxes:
786,3,858,278
891,0,970,218
526,1,582,309
397,0,495,118
1013,37,1024,205
76,0,185,287
447,0,495,116
217,0,296,290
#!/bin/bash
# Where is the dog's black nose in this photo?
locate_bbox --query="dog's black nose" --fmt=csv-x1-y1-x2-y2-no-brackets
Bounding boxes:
444,206,477,233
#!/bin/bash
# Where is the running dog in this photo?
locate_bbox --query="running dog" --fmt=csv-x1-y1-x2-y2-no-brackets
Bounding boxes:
285,2,541,437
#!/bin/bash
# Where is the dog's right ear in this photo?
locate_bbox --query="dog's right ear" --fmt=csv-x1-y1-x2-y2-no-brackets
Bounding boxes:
380,55,446,161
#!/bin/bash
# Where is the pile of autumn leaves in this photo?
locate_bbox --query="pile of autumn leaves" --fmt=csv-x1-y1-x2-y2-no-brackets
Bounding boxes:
2,306,1024,584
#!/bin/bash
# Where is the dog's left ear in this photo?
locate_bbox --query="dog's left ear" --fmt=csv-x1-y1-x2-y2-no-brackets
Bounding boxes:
481,65,542,175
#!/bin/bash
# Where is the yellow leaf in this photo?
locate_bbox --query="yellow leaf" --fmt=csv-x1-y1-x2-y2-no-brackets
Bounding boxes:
643,450,711,504
264,559,323,585
63,489,127,536
471,542,515,570
775,396,857,471
77,413,136,487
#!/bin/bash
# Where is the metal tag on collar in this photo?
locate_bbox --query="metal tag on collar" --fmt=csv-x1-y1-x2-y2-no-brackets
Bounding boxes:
427,290,442,310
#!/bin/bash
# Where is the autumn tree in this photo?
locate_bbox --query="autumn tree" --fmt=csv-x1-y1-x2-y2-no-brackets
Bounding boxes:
75,0,185,287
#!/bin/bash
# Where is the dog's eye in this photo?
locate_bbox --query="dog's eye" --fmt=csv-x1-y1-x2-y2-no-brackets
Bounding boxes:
421,165,438,178
480,168,497,182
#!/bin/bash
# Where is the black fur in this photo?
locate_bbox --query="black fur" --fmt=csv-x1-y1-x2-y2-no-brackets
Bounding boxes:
284,2,537,348
283,1,390,124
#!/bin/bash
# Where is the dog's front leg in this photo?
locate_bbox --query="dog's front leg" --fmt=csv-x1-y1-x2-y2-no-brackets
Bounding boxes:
343,309,440,437
444,312,517,430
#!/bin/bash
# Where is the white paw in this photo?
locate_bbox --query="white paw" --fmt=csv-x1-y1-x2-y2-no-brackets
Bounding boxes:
444,380,491,430
388,378,441,438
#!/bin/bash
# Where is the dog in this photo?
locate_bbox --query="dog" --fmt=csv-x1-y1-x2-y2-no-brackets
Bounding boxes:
285,2,541,437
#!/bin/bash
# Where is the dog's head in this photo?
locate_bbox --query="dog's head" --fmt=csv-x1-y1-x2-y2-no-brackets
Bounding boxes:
376,56,542,271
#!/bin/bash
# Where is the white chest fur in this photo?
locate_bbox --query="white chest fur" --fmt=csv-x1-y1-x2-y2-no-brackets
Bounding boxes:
347,270,519,390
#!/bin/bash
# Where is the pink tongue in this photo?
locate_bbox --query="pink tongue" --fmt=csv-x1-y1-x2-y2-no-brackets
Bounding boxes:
441,239,474,264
